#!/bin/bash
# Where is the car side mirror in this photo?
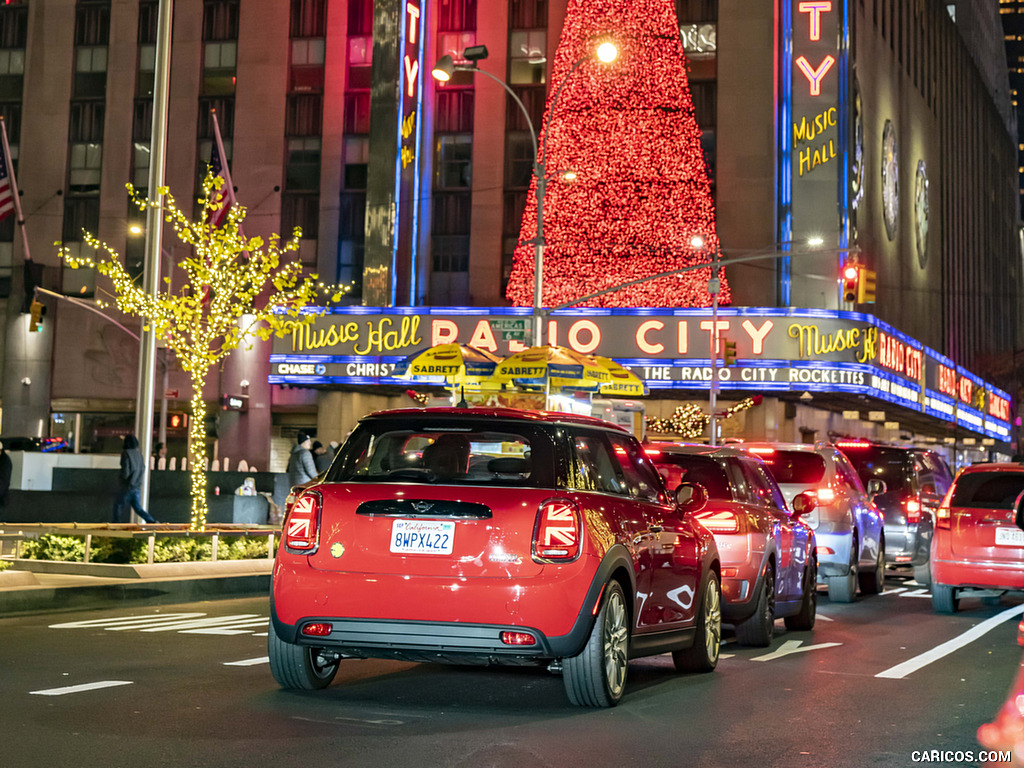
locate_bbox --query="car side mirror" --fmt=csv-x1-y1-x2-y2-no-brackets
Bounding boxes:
792,492,817,517
676,482,708,514
867,478,887,497
1015,491,1024,532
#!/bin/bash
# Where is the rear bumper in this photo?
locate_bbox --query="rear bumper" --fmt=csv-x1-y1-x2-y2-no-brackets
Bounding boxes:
931,554,1024,592
815,531,854,579
884,521,931,566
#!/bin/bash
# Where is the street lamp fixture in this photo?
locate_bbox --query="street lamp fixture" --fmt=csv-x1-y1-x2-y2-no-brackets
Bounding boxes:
432,40,619,347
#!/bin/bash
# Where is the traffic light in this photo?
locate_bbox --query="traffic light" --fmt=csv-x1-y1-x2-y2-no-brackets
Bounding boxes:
28,299,44,332
842,262,859,303
721,337,737,366
857,268,877,303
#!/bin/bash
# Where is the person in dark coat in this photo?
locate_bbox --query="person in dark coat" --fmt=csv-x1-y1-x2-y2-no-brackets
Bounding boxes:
112,434,158,524
287,432,317,487
312,440,333,475
0,440,11,519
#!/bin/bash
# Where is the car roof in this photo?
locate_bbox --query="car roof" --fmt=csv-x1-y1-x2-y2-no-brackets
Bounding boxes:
649,442,749,459
957,462,1024,475
362,407,632,433
740,441,833,453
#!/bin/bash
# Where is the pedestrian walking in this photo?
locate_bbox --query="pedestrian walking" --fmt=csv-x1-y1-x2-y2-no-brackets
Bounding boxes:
312,440,333,474
112,434,158,524
287,432,317,488
0,440,11,520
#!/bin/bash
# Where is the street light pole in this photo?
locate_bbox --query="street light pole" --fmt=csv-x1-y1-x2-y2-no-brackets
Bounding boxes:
707,248,721,446
433,43,618,347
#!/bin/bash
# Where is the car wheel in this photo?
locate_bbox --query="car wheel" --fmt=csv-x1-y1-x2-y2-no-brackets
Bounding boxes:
932,582,960,614
827,537,858,603
913,562,932,586
736,564,775,647
858,540,885,595
785,560,817,631
268,629,340,690
563,580,630,707
673,571,722,673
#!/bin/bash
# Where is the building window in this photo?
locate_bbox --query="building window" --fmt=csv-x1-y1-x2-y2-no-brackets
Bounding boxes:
0,49,24,101
75,46,108,99
198,98,234,139
675,0,718,23
0,2,28,49
286,93,323,136
69,101,105,143
438,31,477,63
290,38,326,92
436,0,477,31
343,92,371,133
338,192,365,295
137,43,155,97
63,196,100,242
435,135,472,189
505,132,534,188
131,140,151,190
281,192,319,243
203,41,237,95
434,88,474,132
347,0,373,36
68,142,103,191
343,136,369,190
509,30,546,85
0,103,21,143
203,0,239,41
509,0,547,29
138,1,158,45
285,137,321,191
75,1,111,46
291,0,326,37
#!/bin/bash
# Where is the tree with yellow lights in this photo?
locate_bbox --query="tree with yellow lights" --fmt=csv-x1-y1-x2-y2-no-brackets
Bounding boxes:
60,175,346,531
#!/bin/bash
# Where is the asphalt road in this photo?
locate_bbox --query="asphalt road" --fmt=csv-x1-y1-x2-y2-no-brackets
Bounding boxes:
1,574,1021,768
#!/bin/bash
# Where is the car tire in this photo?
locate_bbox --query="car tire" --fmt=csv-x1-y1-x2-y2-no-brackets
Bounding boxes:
563,580,630,707
673,572,722,673
932,583,960,614
858,541,885,595
913,562,932,586
736,564,775,647
785,560,817,631
268,629,340,690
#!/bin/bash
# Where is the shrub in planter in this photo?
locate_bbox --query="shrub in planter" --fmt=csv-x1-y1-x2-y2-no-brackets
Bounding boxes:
21,534,87,562
0,559,10,572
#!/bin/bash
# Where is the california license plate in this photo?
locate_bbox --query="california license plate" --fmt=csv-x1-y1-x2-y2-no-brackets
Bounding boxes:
390,519,455,555
995,527,1024,546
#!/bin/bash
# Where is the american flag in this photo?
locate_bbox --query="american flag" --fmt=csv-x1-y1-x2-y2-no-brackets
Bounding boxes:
0,139,14,223
208,131,235,228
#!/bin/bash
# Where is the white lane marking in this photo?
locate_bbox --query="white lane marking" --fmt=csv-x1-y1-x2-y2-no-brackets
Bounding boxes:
751,639,842,661
180,619,269,635
139,614,262,632
30,681,133,696
880,587,907,596
816,614,834,622
49,613,206,630
224,656,269,667
875,603,1024,679
900,589,931,598
718,653,735,660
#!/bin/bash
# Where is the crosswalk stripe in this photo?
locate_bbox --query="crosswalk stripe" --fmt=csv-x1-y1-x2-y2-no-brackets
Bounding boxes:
224,657,269,667
30,681,133,696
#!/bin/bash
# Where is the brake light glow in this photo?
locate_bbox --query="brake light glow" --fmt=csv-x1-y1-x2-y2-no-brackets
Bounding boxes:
500,631,537,646
533,499,582,562
747,447,776,455
301,622,333,636
644,448,662,456
696,510,740,533
836,441,871,448
905,497,921,524
816,546,835,556
936,506,951,529
814,487,835,505
284,492,322,554
721,567,738,577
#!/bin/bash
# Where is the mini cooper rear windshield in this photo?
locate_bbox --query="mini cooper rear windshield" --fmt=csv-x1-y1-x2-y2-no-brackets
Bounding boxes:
326,419,556,487
950,472,1024,510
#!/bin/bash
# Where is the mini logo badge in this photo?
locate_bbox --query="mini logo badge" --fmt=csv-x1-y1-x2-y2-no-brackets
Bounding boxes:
488,552,522,565
330,542,345,558
411,501,435,513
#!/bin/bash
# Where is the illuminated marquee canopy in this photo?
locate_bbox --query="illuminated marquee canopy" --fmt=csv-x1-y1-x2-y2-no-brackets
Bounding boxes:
270,306,1012,443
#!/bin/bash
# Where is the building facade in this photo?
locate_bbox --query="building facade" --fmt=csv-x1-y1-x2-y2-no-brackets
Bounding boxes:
0,0,1019,468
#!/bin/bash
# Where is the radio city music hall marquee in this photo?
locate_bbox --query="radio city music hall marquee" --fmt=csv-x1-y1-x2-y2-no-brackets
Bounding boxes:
269,307,1012,442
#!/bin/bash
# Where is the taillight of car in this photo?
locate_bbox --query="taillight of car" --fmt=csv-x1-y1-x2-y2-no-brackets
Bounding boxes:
836,441,871,448
812,487,835,505
284,491,322,554
500,631,537,646
695,510,740,533
747,447,775,455
301,622,333,637
935,505,951,529
532,499,582,562
816,546,835,556
905,496,922,524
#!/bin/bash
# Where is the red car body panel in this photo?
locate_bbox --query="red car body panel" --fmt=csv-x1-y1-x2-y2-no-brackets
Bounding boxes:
932,464,1024,591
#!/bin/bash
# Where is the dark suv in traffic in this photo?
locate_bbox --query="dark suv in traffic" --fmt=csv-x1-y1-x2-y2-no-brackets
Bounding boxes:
836,441,953,584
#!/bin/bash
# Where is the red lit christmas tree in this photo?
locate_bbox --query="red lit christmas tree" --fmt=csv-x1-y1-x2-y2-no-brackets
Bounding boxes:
505,0,729,308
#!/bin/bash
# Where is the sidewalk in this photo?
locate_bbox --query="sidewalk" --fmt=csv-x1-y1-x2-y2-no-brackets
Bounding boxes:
0,566,271,616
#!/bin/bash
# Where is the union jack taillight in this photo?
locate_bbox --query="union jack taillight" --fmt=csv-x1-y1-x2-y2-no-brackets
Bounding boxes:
532,498,582,563
284,492,322,554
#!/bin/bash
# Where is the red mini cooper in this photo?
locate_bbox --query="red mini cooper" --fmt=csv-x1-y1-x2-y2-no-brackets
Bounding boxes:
270,407,721,707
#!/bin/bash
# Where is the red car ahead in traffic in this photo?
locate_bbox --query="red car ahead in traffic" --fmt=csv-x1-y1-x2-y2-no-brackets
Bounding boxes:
270,408,722,707
647,444,818,646
930,463,1024,613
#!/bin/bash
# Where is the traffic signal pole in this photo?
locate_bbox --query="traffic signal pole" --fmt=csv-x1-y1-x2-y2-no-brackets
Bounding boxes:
708,250,721,446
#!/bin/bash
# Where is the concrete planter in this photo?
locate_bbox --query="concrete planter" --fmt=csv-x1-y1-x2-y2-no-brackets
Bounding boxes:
7,558,273,580
0,570,39,587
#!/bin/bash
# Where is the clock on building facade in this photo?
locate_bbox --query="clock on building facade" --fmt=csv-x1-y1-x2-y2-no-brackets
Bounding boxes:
914,160,929,267
881,120,898,241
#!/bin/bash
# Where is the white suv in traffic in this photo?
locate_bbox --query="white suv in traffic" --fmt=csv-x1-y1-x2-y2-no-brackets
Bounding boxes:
742,442,886,602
